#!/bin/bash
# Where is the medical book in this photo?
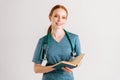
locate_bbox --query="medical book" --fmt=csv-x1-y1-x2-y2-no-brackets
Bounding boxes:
52,53,84,70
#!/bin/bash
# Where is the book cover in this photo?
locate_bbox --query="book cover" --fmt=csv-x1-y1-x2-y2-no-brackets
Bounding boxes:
52,53,84,70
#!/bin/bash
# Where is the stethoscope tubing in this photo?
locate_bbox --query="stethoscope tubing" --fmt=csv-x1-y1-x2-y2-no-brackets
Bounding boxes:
41,29,76,60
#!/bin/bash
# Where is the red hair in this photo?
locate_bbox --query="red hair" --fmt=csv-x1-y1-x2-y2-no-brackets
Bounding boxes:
47,4,68,33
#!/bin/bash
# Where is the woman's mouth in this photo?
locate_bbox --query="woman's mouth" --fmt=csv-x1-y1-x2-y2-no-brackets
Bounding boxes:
56,22,62,26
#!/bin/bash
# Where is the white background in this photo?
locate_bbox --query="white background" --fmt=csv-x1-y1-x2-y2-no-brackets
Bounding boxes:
0,0,120,80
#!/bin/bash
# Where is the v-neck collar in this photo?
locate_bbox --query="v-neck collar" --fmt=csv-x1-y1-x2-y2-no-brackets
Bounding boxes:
50,34,66,43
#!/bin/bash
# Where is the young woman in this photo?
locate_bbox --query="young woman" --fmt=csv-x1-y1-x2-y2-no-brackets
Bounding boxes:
32,4,81,80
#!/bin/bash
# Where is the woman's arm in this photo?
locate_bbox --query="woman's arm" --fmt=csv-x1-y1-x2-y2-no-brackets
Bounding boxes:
34,63,55,73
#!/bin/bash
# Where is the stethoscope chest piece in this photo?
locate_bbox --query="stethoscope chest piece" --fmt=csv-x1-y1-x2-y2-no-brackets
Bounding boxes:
70,51,76,60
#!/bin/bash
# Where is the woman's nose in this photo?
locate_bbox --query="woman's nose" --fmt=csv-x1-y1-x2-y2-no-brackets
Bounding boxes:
58,17,61,22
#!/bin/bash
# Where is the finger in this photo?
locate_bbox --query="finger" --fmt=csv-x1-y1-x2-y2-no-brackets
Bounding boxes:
65,67,72,72
62,67,70,72
62,67,72,73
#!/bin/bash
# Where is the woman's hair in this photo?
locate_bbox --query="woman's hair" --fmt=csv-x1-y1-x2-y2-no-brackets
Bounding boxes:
47,4,68,34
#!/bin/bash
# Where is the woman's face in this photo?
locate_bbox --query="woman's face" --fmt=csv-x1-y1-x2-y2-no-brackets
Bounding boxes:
50,8,67,29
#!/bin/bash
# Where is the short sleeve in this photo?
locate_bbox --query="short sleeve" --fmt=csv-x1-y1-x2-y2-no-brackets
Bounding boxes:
32,39,43,64
74,35,81,56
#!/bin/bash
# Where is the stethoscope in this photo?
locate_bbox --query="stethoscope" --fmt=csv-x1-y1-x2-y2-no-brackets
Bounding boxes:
41,29,76,60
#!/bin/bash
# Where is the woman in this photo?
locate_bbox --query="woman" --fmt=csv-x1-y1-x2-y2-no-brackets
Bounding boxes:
32,4,81,80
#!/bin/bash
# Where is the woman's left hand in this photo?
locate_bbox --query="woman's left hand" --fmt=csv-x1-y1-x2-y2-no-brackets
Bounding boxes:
62,67,73,73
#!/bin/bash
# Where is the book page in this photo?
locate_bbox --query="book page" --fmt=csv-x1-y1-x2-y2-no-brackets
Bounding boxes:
69,54,84,66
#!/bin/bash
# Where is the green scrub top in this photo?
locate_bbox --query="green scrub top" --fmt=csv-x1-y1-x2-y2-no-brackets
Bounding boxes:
32,31,81,80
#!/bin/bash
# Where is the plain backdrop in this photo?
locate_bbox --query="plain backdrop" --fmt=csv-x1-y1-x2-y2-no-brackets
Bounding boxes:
0,0,120,80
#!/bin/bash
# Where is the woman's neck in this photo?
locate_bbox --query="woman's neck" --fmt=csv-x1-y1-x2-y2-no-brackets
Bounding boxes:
51,29,65,38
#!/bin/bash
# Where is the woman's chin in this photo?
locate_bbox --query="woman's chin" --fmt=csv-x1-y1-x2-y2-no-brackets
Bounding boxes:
56,26,63,29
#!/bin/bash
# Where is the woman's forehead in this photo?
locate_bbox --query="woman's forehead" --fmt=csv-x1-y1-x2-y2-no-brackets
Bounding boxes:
52,8,67,16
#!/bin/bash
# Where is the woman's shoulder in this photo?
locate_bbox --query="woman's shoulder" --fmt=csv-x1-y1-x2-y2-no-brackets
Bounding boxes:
66,31,79,38
38,35,48,43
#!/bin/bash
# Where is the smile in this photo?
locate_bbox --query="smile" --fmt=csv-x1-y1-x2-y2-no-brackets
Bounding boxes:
56,22,62,26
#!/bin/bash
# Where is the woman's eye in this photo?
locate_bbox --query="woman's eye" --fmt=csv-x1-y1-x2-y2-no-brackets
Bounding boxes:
54,15,58,17
62,17,66,19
